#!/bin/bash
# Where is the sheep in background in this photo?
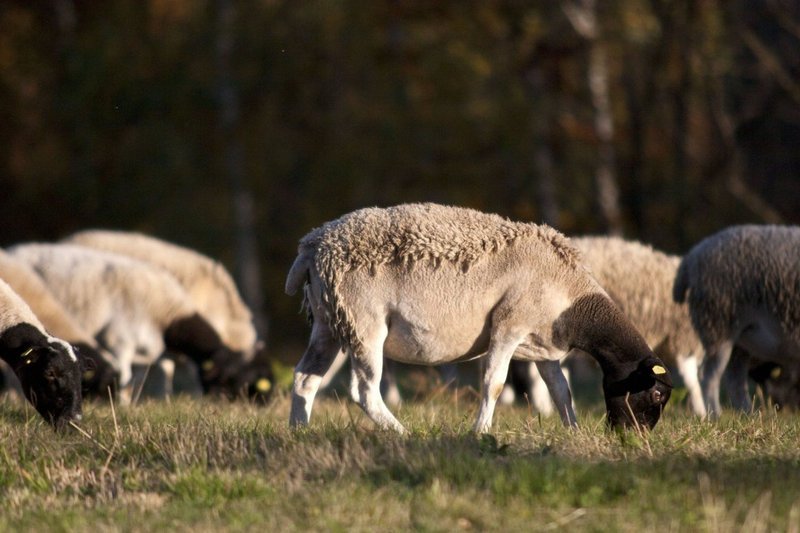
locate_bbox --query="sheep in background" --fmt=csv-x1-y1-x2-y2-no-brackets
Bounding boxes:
0,277,83,428
62,230,272,402
673,225,800,416
0,249,118,398
285,203,672,433
9,243,243,405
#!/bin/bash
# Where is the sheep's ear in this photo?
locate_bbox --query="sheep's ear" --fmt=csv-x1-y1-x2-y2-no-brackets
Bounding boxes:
651,365,667,375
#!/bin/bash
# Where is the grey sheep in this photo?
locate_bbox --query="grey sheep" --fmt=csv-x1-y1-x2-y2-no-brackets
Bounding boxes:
673,225,800,416
285,203,673,433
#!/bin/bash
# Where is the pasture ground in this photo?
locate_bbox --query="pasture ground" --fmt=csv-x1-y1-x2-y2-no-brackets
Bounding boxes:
1,369,799,532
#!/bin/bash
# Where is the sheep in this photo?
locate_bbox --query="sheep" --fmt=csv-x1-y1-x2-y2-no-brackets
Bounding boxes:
8,243,244,404
285,203,673,433
0,249,118,398
62,229,272,402
511,236,706,415
0,277,83,428
673,224,800,417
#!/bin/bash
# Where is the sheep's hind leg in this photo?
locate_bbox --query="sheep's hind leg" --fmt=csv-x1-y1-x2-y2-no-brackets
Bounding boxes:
536,359,577,426
290,320,343,427
351,323,405,433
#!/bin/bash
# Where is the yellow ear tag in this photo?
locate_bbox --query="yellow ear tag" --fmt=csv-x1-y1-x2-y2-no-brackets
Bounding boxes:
771,367,782,379
255,378,272,393
652,365,667,375
202,360,215,371
83,370,96,380
20,348,33,359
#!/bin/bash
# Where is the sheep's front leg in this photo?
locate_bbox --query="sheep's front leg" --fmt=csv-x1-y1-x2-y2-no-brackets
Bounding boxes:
290,320,343,427
350,323,406,433
474,336,522,434
700,340,734,419
536,359,577,427
724,347,753,412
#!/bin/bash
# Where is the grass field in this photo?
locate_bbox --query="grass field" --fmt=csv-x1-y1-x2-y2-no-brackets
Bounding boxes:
1,375,800,532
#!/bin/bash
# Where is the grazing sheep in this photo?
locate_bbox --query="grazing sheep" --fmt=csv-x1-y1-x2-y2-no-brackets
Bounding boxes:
285,203,673,433
0,249,118,397
0,277,83,428
9,243,243,404
673,225,800,416
63,230,272,402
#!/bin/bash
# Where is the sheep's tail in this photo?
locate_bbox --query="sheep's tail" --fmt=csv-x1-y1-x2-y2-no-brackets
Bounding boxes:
672,256,691,303
285,251,312,296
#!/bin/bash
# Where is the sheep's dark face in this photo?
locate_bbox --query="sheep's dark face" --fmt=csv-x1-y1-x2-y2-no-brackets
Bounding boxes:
16,341,83,429
1,323,83,429
603,356,672,430
234,354,274,404
74,343,118,400
749,362,800,411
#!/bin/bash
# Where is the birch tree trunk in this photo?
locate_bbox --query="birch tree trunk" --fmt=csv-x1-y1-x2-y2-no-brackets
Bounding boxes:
563,0,623,235
215,0,269,341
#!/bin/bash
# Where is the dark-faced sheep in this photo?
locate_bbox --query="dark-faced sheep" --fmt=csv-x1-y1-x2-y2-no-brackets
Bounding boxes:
285,203,673,433
9,243,243,404
0,249,118,398
673,225,800,417
0,277,83,428
62,230,272,402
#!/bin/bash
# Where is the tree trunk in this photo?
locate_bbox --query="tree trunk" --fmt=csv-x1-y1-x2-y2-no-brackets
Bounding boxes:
215,0,269,341
526,66,560,227
563,0,623,235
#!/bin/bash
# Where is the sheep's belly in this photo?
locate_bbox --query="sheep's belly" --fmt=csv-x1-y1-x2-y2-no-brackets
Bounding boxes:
382,311,492,365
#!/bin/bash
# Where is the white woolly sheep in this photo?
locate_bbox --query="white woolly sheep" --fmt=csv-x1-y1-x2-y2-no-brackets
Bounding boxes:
285,203,673,433
0,249,118,397
0,277,83,428
63,230,259,360
9,243,243,404
62,230,273,401
512,236,706,416
673,224,800,416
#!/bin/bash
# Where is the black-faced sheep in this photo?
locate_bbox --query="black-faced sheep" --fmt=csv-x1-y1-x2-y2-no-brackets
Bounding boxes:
0,277,83,428
62,230,272,402
9,243,243,404
285,203,673,433
0,249,118,398
673,225,800,416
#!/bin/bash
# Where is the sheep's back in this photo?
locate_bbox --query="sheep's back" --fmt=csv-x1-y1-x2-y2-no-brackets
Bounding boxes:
682,225,800,344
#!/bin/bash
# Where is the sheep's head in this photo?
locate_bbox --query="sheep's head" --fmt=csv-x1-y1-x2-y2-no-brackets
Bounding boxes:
2,326,83,429
603,356,672,430
749,361,800,411
233,348,274,404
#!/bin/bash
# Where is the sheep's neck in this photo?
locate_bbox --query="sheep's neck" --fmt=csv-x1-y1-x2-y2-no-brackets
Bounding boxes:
555,292,652,372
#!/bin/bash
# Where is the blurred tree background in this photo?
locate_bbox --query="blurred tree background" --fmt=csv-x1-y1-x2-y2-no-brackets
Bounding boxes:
1,0,799,360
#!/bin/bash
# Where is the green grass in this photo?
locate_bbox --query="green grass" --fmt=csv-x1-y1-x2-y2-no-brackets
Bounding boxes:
1,387,800,532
